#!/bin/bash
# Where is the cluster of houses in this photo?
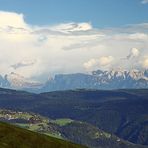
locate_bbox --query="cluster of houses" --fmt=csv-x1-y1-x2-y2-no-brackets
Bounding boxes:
0,109,45,124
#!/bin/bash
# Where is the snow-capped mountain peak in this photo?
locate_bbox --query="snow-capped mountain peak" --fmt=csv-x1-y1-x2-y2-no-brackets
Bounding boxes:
1,69,148,92
5,72,43,89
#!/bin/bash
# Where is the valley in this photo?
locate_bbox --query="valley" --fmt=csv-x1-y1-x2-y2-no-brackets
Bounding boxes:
0,88,147,148
0,108,146,148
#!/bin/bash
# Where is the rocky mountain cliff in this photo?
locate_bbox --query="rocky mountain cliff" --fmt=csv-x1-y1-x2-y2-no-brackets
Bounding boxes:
41,69,148,92
1,69,148,92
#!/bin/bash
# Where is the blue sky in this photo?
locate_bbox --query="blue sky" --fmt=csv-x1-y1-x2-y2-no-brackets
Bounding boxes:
0,0,147,28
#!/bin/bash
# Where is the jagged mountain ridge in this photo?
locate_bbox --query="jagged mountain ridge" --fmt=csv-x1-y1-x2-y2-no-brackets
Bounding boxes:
42,69,148,92
1,69,148,92
0,72,42,90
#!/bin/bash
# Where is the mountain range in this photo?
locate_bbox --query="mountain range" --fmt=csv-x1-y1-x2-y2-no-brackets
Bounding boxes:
1,69,148,92
0,72,42,91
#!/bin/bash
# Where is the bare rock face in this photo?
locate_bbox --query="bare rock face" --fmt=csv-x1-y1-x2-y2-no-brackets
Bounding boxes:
42,69,148,92
2,72,43,90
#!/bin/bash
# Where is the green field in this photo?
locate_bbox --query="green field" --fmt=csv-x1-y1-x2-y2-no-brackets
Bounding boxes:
52,118,73,126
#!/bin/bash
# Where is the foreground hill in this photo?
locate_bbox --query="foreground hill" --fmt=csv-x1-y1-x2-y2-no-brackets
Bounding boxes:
0,122,86,148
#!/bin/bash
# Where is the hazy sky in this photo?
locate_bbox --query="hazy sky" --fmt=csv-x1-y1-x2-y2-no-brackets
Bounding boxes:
0,0,147,81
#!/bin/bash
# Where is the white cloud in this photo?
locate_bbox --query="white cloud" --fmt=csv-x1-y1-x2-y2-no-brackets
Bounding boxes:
131,48,140,57
83,59,97,69
128,33,148,41
11,60,36,69
126,48,140,59
84,56,114,70
0,11,148,81
51,22,92,33
142,58,148,68
141,0,148,4
98,56,114,66
0,11,28,28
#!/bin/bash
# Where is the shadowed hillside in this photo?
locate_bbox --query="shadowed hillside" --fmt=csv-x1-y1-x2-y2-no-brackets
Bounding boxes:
0,88,148,147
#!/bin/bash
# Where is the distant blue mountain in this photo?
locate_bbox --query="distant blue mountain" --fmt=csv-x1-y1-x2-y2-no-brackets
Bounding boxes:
41,69,148,92
1,69,148,92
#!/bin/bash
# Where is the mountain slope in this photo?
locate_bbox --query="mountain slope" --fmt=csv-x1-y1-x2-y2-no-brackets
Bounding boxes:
0,122,86,148
0,109,146,148
60,121,147,148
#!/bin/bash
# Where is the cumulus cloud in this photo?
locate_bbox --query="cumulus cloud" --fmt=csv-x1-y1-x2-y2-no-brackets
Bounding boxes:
83,59,97,69
126,48,140,60
142,58,148,68
84,56,114,70
141,0,148,4
0,11,28,29
0,11,148,81
98,56,114,66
